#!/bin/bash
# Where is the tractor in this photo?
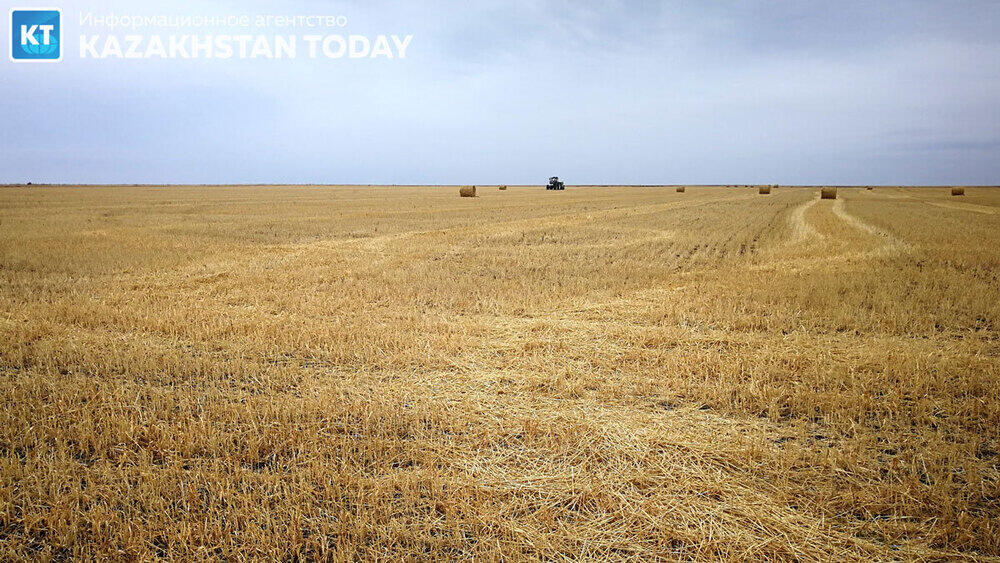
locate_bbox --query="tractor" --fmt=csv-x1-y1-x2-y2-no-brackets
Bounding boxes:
546,176,565,190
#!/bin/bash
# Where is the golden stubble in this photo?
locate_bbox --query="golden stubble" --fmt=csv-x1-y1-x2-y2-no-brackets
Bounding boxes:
1,185,998,560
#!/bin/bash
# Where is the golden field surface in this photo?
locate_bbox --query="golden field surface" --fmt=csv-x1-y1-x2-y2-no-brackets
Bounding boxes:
1,184,999,560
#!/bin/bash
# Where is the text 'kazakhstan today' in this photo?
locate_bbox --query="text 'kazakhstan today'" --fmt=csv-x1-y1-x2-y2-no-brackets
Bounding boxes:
79,35,413,59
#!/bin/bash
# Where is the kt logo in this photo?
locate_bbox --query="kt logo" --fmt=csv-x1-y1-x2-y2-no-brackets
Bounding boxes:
10,8,61,62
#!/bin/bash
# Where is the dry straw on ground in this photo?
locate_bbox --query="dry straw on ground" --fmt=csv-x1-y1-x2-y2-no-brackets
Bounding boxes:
952,187,965,196
1,184,998,560
459,185,476,197
821,187,838,199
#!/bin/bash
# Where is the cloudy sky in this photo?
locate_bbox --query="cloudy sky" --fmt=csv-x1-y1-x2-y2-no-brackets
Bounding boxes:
2,0,998,185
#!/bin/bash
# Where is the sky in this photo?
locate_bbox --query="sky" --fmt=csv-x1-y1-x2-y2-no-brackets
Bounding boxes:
1,0,998,185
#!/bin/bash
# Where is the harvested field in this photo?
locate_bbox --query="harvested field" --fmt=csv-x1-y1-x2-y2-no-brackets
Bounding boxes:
1,184,999,560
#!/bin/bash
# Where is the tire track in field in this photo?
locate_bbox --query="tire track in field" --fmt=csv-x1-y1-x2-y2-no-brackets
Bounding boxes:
786,198,823,243
733,192,910,277
831,198,908,251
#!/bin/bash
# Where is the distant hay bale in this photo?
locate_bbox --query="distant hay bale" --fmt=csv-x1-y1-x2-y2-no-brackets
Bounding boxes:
951,187,965,196
498,185,507,190
758,185,771,194
459,185,476,197
820,187,837,200
866,186,874,190
676,186,686,193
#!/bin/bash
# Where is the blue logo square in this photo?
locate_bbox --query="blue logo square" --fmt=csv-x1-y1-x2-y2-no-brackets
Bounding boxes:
11,9,61,61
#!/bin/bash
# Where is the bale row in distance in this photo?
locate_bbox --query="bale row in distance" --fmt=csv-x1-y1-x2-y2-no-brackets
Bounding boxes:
820,187,837,200
459,186,476,197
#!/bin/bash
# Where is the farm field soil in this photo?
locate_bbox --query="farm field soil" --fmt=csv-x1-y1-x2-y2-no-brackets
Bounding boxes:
1,185,998,559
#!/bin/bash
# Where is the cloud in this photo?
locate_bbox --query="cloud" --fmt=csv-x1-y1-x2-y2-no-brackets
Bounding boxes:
1,0,998,184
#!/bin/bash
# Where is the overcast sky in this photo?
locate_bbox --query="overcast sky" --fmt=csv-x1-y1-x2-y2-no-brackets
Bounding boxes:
2,0,998,185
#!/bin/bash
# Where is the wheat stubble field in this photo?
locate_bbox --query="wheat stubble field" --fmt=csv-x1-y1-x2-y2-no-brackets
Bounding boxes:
1,184,998,560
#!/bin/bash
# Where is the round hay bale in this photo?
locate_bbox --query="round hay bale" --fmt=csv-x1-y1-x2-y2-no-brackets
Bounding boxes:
676,186,686,193
820,187,838,200
758,185,771,195
866,186,873,190
498,185,507,191
459,185,476,197
951,187,965,196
